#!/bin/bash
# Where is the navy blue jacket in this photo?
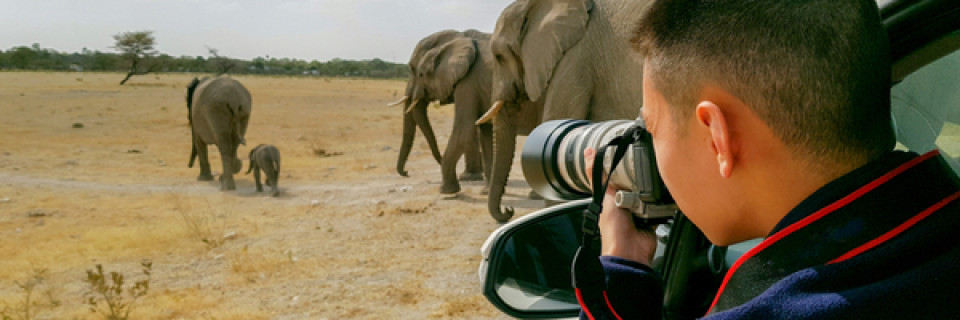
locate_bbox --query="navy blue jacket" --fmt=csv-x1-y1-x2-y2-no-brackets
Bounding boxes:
584,150,960,319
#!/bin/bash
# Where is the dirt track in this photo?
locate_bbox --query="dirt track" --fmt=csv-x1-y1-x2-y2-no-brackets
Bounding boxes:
0,72,544,319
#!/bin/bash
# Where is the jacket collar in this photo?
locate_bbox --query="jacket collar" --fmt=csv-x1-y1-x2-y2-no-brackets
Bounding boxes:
708,150,960,314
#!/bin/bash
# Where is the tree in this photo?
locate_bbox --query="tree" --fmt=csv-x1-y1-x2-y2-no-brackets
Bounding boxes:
8,46,37,69
113,31,159,85
91,51,116,71
206,46,236,76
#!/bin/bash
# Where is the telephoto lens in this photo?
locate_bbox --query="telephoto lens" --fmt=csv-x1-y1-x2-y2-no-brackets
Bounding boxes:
521,119,675,219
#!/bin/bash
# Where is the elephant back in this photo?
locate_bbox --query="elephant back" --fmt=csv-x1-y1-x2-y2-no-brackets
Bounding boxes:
194,77,251,110
190,76,252,145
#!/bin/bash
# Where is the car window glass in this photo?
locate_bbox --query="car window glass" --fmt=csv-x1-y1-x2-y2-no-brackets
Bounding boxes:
892,46,960,173
494,210,581,311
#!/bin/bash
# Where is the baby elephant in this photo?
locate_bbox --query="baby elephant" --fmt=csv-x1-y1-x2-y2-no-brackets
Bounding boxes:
246,144,282,196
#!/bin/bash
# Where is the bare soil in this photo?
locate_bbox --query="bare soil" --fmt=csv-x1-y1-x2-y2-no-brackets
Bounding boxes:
0,72,544,319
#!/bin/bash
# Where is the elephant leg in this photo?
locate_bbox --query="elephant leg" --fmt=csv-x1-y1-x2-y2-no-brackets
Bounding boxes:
439,139,463,194
441,102,484,194
461,102,483,182
270,170,280,197
194,138,214,181
461,142,484,182
253,166,263,192
217,135,238,191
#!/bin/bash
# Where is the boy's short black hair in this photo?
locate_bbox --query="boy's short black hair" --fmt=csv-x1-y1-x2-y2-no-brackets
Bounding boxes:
633,0,895,168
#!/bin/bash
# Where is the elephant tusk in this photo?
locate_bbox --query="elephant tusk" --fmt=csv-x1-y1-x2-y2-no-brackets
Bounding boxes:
387,96,408,107
476,101,505,125
405,99,421,114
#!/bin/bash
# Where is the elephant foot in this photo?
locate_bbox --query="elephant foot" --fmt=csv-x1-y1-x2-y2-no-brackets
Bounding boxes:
398,169,409,177
459,171,484,181
528,190,543,200
221,178,236,191
197,174,214,181
271,189,280,197
440,182,461,194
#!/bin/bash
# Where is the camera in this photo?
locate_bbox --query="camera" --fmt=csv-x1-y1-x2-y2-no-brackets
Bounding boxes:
521,118,676,220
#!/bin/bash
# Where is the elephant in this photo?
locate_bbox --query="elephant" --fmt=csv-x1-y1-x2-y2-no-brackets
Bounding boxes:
186,76,252,191
391,29,496,194
246,144,281,196
476,0,650,222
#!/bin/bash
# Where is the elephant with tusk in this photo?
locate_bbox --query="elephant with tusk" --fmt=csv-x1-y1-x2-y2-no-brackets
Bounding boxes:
479,0,650,222
394,29,505,194
187,76,252,191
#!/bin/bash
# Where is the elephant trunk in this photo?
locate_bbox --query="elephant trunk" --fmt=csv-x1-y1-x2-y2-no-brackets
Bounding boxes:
410,100,443,164
488,106,517,222
397,103,417,177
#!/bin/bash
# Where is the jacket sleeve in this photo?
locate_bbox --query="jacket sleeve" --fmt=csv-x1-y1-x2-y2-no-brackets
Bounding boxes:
580,256,663,320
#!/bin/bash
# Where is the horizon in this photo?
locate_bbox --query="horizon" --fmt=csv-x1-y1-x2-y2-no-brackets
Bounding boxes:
2,0,514,64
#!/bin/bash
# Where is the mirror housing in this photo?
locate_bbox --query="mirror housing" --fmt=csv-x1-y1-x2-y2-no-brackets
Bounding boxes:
479,199,590,318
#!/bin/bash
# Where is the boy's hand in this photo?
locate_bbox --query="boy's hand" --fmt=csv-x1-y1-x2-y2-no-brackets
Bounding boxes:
584,148,658,266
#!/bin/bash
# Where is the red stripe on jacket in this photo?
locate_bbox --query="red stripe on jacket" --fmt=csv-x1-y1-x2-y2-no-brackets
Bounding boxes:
706,150,939,314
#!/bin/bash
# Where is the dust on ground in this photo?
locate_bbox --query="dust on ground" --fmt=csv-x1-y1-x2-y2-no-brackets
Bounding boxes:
0,72,545,319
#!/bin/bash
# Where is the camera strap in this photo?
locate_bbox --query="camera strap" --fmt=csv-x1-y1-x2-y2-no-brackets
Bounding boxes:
574,125,643,320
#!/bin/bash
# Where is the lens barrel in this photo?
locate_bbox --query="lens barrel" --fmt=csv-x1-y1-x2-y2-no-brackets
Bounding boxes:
521,119,637,201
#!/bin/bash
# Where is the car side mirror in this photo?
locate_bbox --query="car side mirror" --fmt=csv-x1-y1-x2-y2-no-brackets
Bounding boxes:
479,199,589,319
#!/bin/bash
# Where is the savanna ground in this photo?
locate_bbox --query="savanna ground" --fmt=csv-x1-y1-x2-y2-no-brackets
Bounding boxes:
0,72,545,319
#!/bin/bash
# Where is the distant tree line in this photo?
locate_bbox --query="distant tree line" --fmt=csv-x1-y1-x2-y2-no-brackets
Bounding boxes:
0,43,409,79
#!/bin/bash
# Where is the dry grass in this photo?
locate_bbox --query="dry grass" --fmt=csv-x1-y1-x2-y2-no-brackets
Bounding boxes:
0,71,541,319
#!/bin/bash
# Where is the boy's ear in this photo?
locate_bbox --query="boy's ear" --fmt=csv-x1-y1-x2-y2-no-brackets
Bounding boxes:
696,101,733,178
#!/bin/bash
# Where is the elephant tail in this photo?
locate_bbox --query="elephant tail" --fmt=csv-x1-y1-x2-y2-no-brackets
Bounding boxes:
245,161,254,174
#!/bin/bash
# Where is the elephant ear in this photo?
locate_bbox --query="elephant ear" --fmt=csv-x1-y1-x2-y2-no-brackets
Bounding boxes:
517,0,594,102
417,37,478,102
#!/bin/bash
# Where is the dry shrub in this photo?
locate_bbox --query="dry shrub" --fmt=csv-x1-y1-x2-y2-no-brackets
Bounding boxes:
82,261,152,320
0,268,61,320
173,196,226,249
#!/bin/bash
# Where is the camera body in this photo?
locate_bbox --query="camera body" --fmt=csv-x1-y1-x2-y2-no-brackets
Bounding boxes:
521,119,676,219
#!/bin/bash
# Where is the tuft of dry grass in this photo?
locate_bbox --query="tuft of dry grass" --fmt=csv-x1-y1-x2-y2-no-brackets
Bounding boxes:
0,268,61,320
429,295,502,319
173,195,229,249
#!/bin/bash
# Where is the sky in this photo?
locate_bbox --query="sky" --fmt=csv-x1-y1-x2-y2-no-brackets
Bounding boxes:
1,0,515,63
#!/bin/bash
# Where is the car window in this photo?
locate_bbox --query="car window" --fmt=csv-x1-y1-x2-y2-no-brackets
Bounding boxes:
892,42,960,173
